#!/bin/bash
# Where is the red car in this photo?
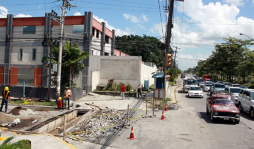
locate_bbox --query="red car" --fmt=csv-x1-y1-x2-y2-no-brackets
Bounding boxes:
206,94,240,124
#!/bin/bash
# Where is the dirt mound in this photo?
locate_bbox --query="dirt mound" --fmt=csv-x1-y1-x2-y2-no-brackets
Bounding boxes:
8,106,27,115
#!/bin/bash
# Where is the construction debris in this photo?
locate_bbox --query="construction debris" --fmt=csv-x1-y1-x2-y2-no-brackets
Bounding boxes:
68,109,127,141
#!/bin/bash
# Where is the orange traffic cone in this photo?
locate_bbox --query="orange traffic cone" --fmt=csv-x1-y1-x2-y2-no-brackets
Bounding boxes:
129,127,135,140
161,111,165,120
165,104,168,111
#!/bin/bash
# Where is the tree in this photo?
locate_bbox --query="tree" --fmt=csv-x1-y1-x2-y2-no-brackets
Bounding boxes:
42,41,89,88
115,35,164,67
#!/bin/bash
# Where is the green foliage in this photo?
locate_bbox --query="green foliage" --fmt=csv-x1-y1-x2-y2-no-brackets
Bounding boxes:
0,137,31,149
185,37,254,83
149,84,154,89
126,83,132,91
115,35,164,67
41,41,89,88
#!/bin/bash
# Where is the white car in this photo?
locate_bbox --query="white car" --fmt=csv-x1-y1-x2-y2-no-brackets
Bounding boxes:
203,82,212,92
188,86,203,98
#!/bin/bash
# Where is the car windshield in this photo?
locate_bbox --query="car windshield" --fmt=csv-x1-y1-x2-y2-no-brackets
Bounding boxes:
197,80,203,83
240,86,247,89
224,83,231,86
213,97,234,104
190,87,201,90
186,79,197,85
230,88,241,93
206,84,212,86
206,82,213,85
232,84,240,87
215,84,225,88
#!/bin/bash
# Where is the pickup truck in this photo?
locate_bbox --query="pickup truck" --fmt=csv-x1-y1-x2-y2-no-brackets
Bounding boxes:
237,89,254,119
206,93,240,124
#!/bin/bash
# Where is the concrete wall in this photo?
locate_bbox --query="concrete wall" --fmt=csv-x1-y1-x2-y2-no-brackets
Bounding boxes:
141,63,157,87
89,56,144,89
92,71,99,91
11,46,43,65
13,26,44,41
0,46,4,64
0,27,5,42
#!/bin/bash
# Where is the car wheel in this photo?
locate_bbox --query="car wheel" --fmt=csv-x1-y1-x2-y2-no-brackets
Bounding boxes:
206,106,209,115
250,108,254,119
238,103,242,111
210,112,214,122
235,119,240,124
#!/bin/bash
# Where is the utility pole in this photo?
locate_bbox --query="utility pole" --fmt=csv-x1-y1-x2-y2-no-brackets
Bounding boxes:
163,0,175,104
56,0,74,99
173,46,180,68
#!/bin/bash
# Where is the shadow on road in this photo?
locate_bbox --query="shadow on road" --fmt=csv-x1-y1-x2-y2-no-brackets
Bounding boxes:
198,112,237,125
239,111,254,121
178,90,185,93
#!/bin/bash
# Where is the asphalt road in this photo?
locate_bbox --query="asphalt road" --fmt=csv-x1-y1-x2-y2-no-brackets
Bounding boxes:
176,77,254,148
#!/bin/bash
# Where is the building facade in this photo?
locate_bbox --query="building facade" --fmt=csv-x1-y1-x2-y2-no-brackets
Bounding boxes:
0,12,115,92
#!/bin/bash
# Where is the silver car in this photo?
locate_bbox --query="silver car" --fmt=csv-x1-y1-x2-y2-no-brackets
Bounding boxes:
203,83,212,92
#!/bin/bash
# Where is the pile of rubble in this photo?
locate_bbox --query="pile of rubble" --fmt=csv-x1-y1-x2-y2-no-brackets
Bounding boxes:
68,109,127,141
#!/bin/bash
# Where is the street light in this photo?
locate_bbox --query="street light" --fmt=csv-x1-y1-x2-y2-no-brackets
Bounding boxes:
239,33,254,41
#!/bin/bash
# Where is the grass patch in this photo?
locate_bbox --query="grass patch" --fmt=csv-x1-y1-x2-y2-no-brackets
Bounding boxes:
11,100,57,107
168,81,175,85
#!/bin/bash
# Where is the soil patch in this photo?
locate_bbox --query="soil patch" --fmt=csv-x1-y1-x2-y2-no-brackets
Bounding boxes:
7,118,36,130
8,106,27,115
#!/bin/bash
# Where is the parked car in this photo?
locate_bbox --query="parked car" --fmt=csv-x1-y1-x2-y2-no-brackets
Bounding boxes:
188,86,203,98
237,89,254,119
210,83,225,96
225,87,242,105
224,82,232,88
206,94,240,124
203,81,213,92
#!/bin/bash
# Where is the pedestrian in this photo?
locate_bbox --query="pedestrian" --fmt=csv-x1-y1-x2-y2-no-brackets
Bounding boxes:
64,87,71,109
1,87,11,113
121,83,125,100
137,84,142,98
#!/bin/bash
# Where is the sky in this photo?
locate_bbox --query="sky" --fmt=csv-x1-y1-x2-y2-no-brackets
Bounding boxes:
1,0,254,71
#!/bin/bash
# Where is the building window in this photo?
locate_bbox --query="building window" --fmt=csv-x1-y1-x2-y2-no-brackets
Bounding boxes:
32,48,36,60
105,36,109,44
73,25,84,33
96,29,99,38
92,28,95,37
18,68,34,86
19,49,23,60
23,26,36,34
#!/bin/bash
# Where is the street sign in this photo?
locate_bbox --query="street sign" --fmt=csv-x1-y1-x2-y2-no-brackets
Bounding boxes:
53,63,58,72
153,89,164,99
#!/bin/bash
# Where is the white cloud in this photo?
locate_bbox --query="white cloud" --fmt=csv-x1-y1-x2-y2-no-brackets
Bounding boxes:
93,15,131,36
138,24,146,30
176,53,210,71
15,14,32,18
0,6,8,18
123,13,140,23
142,14,148,22
74,12,82,16
223,0,244,6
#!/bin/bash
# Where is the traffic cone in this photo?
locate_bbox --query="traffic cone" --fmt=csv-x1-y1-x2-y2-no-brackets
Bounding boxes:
129,127,135,140
161,111,165,120
165,104,168,111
